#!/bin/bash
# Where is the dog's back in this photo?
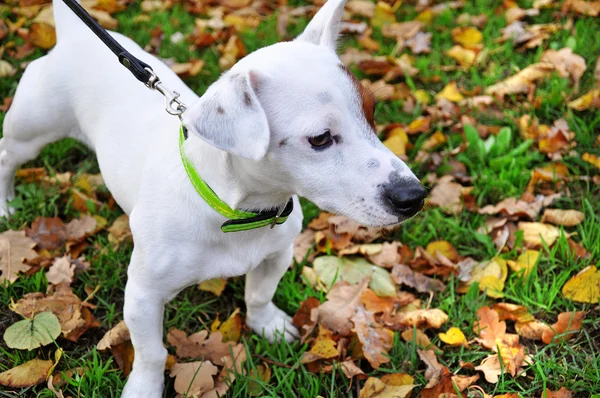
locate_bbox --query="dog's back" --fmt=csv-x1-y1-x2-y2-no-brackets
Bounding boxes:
1,0,200,214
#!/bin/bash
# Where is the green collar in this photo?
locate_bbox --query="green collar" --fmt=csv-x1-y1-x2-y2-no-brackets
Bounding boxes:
179,126,293,233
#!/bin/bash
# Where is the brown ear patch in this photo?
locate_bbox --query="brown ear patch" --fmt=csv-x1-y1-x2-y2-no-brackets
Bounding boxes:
338,64,376,129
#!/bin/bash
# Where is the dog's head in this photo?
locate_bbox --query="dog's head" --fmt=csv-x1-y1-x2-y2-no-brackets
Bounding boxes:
182,0,426,227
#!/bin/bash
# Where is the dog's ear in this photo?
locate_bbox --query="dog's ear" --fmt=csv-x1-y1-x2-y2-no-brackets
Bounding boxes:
182,71,270,161
296,0,347,49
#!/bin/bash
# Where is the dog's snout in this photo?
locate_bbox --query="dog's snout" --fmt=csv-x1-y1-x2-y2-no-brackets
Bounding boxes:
383,180,426,218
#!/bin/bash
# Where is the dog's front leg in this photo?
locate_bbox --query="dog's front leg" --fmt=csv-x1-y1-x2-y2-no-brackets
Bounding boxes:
121,248,170,398
245,245,300,343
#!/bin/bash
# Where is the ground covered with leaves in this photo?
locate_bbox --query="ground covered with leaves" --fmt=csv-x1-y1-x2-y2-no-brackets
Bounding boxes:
1,0,600,397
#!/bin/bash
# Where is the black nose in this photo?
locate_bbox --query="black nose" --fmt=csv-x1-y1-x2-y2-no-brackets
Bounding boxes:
383,179,426,218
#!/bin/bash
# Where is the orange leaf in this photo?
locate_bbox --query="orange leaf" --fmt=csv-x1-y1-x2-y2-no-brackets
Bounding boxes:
542,311,586,344
352,306,394,369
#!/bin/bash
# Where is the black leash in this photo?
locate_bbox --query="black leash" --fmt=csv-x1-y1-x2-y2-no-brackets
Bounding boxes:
61,0,187,117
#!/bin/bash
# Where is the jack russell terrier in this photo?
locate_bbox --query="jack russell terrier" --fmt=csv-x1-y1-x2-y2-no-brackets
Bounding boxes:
1,0,426,395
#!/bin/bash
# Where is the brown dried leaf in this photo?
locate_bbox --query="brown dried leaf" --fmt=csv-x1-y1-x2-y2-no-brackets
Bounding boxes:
0,230,37,284
428,175,467,214
396,309,448,329
352,306,394,369
485,63,555,97
391,264,445,293
317,279,369,336
518,222,563,248
167,329,235,366
97,320,130,350
26,217,67,251
541,209,584,227
46,256,75,286
169,361,218,397
540,48,586,87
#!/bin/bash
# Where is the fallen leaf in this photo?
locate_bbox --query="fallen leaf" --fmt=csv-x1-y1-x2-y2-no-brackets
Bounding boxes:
199,278,228,296
515,319,551,340
582,152,600,169
485,63,555,97
301,326,339,363
293,228,316,263
438,327,467,346
506,250,540,277
202,343,247,398
65,215,98,242
568,88,600,111
426,241,459,262
540,48,586,88
406,31,431,54
391,264,445,293
11,284,97,341
0,358,53,388
0,230,37,284
313,256,396,297
46,256,76,285
417,349,444,387
211,308,242,343
318,279,369,336
97,320,130,350
396,309,449,329
479,193,561,220
474,306,509,351
26,217,67,250
107,214,131,245
428,175,468,214
169,361,218,397
446,45,477,67
351,306,394,368
247,364,272,396
562,266,600,303
3,312,61,350
543,387,573,397
541,209,584,227
292,297,320,338
562,0,600,16
0,60,16,78
452,26,483,48
167,329,236,366
383,127,409,157
361,288,396,314
435,82,464,102
218,34,247,70
492,303,535,323
466,258,508,298
518,222,562,248
371,2,397,28
359,376,415,398
401,328,436,350
542,311,586,344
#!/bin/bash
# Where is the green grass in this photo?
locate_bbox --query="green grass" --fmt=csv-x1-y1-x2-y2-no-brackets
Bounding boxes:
1,0,600,396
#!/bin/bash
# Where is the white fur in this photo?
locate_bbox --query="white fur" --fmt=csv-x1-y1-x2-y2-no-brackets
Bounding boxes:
1,0,421,396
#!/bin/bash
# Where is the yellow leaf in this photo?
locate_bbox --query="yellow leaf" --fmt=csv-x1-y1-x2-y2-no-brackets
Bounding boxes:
568,88,600,111
506,250,540,277
413,89,431,105
309,326,339,359
438,327,467,346
435,82,464,102
421,131,447,152
451,26,483,48
199,278,227,296
562,266,600,303
416,9,434,24
582,152,600,169
470,258,508,298
371,1,396,28
29,23,56,50
359,377,415,398
446,45,477,67
212,308,242,343
425,240,459,262
518,222,562,248
383,128,409,156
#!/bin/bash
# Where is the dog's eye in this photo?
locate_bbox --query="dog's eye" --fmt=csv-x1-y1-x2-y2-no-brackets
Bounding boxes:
308,130,333,150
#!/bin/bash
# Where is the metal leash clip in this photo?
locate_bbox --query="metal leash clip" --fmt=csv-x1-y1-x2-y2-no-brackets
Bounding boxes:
145,68,187,121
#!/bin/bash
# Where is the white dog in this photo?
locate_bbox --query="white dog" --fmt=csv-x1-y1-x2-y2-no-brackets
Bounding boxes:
1,0,426,395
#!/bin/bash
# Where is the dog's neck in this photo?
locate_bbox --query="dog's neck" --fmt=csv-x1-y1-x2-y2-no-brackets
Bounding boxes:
182,135,293,213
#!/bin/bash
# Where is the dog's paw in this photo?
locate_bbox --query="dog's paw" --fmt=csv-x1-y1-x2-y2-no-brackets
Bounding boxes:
246,302,299,343
122,371,164,398
0,202,15,219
